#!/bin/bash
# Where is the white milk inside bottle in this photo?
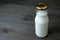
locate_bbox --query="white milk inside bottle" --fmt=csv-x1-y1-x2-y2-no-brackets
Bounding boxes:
35,3,49,38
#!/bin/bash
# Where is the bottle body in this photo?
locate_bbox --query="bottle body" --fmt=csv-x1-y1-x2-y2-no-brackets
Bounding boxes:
35,10,49,37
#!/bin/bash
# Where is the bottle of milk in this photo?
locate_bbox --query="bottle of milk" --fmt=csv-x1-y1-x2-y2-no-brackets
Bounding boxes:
35,3,49,38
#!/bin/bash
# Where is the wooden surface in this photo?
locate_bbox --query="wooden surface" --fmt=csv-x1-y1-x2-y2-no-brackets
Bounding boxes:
0,3,60,40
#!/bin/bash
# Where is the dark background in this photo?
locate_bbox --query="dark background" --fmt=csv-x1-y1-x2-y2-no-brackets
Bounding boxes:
0,0,60,40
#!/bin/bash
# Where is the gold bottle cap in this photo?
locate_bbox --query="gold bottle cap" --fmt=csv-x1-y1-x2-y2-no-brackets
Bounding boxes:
36,3,48,10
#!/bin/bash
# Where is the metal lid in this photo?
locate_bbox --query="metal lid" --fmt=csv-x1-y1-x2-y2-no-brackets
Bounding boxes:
36,3,48,10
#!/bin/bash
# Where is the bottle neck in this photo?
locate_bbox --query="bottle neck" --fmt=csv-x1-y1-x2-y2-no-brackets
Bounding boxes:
36,10,48,17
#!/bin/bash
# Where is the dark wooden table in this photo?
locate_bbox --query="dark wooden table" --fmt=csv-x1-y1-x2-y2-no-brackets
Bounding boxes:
0,3,60,40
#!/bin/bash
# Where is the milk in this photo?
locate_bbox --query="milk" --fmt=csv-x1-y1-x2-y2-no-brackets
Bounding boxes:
35,10,49,37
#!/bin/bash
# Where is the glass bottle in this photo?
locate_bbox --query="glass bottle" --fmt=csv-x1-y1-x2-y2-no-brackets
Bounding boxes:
35,3,49,38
